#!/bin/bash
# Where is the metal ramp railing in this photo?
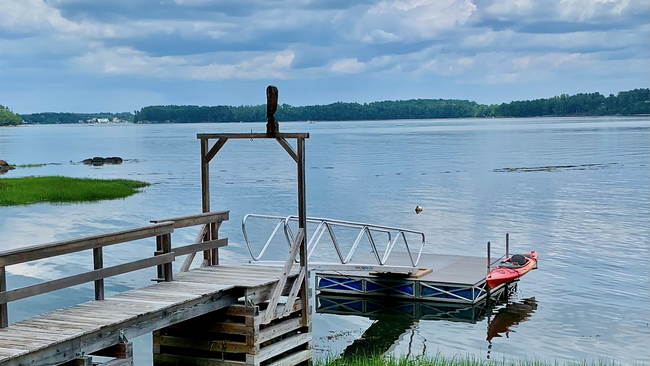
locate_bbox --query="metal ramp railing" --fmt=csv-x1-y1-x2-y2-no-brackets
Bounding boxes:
242,214,426,273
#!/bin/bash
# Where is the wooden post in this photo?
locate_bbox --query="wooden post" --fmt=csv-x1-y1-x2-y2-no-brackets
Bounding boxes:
93,247,104,300
210,222,220,266
162,234,173,282
200,138,212,264
155,235,164,281
0,265,7,328
297,136,309,327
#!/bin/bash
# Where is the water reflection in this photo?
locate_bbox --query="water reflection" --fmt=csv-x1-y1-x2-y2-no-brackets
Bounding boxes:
487,297,538,359
316,287,539,360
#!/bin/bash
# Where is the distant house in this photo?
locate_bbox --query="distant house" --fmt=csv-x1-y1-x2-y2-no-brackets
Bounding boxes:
97,118,110,123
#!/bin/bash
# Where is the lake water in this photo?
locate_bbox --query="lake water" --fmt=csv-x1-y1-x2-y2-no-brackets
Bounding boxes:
1,117,648,365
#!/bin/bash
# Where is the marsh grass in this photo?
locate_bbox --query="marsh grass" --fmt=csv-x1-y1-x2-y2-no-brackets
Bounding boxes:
317,354,623,366
0,176,150,206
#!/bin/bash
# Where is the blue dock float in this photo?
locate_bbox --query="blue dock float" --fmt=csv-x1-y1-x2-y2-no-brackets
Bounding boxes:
315,252,507,305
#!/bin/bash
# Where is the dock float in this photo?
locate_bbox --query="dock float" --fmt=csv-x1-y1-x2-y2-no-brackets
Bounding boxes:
315,253,506,304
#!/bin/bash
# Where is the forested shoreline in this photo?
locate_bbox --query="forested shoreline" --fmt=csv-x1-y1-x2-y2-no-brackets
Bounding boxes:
12,88,650,125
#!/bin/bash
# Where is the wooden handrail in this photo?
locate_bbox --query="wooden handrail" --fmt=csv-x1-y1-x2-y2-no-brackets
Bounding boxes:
0,222,175,267
0,211,229,328
150,211,229,229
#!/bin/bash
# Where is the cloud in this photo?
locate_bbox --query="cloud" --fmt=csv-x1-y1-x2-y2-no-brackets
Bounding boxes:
331,58,366,74
0,0,647,112
74,46,297,80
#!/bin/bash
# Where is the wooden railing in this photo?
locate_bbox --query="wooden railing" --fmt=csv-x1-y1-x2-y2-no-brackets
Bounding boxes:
0,211,229,328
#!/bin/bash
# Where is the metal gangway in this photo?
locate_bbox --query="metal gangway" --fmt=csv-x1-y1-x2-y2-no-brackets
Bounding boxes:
242,214,427,274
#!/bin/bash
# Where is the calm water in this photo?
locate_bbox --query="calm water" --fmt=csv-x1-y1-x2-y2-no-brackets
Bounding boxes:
0,117,648,364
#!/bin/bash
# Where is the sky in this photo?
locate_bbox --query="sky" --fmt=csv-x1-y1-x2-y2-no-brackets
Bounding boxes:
0,0,648,114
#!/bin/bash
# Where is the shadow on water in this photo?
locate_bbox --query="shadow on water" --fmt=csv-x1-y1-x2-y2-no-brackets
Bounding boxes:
317,285,539,360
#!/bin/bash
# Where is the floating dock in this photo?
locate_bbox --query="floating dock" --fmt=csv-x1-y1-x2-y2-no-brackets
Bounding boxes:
316,252,506,305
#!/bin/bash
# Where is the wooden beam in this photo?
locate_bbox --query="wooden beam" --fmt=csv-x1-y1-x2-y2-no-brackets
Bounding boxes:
59,355,92,366
282,267,306,318
0,222,174,267
297,136,310,327
90,341,132,359
205,137,228,163
262,229,304,325
179,224,207,272
0,253,174,304
275,138,298,163
150,211,229,229
173,238,227,257
200,138,211,264
197,133,309,140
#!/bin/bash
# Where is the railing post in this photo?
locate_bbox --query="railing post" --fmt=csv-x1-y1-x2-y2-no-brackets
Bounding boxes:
210,222,220,266
155,235,164,281
162,233,173,282
505,233,509,259
1,265,8,328
93,248,104,300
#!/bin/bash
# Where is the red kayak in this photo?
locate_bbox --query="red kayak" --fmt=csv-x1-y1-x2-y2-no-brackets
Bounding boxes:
486,251,538,289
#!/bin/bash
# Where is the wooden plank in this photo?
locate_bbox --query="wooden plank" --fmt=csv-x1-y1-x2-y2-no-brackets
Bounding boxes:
225,304,259,317
180,224,208,272
59,355,92,366
153,334,257,354
150,211,229,229
206,138,228,163
174,239,227,257
0,222,174,267
210,222,220,265
90,341,132,359
265,349,312,366
262,229,303,324
197,133,309,140
282,267,305,318
275,138,298,163
153,354,247,366
99,358,133,366
255,333,311,363
0,253,174,304
258,317,303,344
255,300,303,327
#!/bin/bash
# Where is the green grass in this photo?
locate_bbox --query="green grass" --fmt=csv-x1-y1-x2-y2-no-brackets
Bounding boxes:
0,176,150,206
317,354,625,366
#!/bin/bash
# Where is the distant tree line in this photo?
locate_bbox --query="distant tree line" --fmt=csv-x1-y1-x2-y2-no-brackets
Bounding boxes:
133,88,649,123
11,88,649,125
0,105,23,126
20,112,135,124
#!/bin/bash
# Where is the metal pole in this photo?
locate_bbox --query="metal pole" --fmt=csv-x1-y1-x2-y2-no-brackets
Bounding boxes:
297,136,310,327
505,233,509,259
487,241,491,275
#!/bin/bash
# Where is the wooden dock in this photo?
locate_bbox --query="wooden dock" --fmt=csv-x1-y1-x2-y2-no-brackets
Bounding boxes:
0,212,311,366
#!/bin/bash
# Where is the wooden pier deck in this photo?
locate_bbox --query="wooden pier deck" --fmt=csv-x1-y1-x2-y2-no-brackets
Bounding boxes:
0,212,311,366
